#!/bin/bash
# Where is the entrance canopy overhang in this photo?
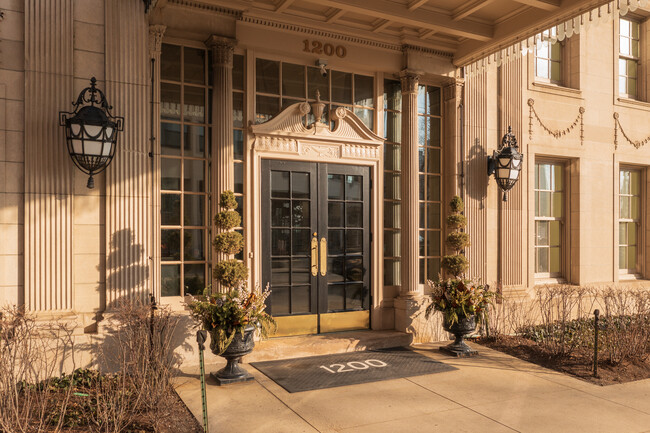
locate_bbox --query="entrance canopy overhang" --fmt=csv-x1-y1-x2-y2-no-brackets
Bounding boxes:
155,0,612,66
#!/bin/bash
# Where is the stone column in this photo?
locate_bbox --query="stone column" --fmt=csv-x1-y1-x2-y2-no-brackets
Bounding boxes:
148,24,166,301
394,70,423,334
206,35,236,292
398,70,422,298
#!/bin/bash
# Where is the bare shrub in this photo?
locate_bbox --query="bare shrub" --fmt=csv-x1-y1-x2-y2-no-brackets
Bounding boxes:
96,297,181,430
597,288,650,364
0,306,77,433
486,296,537,339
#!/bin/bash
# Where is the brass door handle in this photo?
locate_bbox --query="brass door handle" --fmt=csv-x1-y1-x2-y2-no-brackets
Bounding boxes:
319,237,327,276
311,234,318,277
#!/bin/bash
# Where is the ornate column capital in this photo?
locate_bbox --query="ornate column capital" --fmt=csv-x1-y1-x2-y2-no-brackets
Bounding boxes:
205,35,237,68
399,69,421,94
148,24,167,57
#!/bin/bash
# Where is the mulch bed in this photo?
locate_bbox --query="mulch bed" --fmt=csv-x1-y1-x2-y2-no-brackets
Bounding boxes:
38,390,202,433
475,336,650,386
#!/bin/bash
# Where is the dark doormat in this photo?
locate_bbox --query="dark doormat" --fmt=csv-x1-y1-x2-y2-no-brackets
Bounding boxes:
250,347,457,393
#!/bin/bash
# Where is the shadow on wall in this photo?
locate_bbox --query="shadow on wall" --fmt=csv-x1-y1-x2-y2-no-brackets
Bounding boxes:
466,138,487,209
80,228,199,373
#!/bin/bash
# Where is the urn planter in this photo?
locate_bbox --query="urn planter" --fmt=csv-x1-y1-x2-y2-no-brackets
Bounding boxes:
440,315,478,357
210,324,256,385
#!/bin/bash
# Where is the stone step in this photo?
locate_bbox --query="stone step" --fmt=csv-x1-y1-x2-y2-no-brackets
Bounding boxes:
246,330,413,362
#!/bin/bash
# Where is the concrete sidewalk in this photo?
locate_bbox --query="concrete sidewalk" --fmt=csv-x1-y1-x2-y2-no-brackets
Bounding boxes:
175,342,650,433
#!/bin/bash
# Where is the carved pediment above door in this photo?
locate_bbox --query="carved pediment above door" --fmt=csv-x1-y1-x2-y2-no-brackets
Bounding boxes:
251,96,384,162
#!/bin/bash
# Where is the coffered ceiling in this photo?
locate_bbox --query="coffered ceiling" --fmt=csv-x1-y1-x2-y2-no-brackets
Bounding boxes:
162,0,611,65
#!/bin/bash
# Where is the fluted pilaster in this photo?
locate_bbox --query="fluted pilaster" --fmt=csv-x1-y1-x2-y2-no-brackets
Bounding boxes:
399,70,421,297
207,35,236,292
105,0,150,306
148,24,166,301
24,0,74,311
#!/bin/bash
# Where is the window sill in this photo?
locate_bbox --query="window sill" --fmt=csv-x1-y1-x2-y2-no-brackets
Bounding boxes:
615,97,650,112
618,273,643,281
531,81,582,98
534,277,567,286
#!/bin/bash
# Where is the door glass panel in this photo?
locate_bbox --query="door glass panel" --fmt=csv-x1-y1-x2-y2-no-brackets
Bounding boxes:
272,229,290,255
329,229,344,254
328,174,344,199
272,200,291,227
271,287,290,315
345,175,362,200
328,202,344,227
345,257,363,282
184,160,205,192
346,284,364,310
292,286,311,314
346,203,363,227
271,171,290,197
346,230,363,254
271,258,290,284
328,285,345,311
327,257,345,282
184,229,205,261
292,172,310,198
292,201,310,227
292,258,310,284
292,229,310,255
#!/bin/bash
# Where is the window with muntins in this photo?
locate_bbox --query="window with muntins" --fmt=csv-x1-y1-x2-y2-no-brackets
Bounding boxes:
254,58,375,131
160,43,211,296
619,18,640,99
383,79,401,287
233,54,245,260
619,168,641,274
417,84,442,284
535,29,562,83
535,162,564,278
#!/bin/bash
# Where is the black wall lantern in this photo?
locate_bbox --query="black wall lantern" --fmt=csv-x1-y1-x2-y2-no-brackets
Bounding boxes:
59,77,124,188
487,126,524,201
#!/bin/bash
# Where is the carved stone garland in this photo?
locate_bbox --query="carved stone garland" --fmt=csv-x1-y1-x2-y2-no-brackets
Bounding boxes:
613,112,650,150
528,98,585,145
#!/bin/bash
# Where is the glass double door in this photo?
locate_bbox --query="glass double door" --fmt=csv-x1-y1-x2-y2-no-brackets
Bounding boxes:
261,160,371,336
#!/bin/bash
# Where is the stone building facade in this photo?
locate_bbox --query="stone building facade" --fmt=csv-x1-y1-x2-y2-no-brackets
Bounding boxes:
1,0,649,357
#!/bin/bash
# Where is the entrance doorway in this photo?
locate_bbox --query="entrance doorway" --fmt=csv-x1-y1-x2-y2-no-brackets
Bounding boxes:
261,160,371,336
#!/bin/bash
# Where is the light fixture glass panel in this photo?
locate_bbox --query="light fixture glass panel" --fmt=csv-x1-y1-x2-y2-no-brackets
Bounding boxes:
85,125,102,137
72,139,83,154
85,141,103,156
497,168,510,179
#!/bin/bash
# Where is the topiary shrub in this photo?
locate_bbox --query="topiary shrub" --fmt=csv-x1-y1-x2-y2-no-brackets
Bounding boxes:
450,195,464,213
446,232,470,251
213,259,249,288
214,210,241,231
441,254,469,278
219,190,238,210
441,195,468,279
446,214,467,230
213,231,244,256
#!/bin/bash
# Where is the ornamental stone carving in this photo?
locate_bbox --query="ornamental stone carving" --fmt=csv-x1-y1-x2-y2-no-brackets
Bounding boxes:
299,143,340,158
206,35,236,68
400,70,420,95
148,25,166,57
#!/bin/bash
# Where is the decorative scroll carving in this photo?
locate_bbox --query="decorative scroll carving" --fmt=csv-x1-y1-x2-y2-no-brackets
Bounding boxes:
206,35,236,68
299,143,340,158
251,101,383,161
528,98,585,145
148,25,166,56
613,112,650,149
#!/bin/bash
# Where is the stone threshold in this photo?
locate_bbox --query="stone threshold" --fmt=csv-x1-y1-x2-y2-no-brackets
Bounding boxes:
246,330,413,362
